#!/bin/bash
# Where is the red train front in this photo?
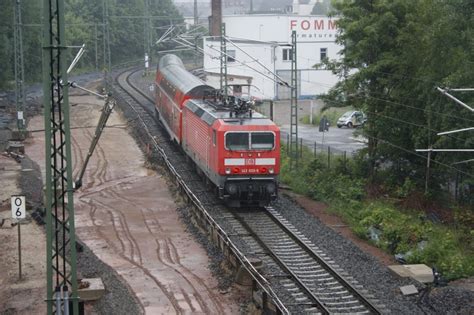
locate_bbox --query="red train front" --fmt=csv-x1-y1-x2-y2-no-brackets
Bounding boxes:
155,54,280,207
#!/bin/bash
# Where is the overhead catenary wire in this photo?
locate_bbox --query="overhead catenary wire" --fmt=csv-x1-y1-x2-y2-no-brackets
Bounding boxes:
206,43,291,87
322,97,470,147
224,36,289,86
296,77,474,125
173,35,473,174
192,41,474,139
173,36,292,88
187,36,472,173
189,39,474,132
366,134,474,178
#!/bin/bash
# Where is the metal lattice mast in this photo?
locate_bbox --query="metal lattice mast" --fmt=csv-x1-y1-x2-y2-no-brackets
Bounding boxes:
289,30,298,167
143,0,151,71
13,0,25,131
102,0,111,88
220,23,227,97
42,0,79,313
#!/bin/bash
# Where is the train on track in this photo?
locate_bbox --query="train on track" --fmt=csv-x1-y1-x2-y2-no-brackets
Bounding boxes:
154,54,280,207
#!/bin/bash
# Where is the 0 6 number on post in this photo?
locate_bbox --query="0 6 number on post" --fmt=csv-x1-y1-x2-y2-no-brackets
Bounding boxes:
11,196,26,220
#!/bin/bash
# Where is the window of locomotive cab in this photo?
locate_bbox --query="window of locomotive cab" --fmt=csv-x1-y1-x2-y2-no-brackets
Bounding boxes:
251,132,274,150
225,132,249,150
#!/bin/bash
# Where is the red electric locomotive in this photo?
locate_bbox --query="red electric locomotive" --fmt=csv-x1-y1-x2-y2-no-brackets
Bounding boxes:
155,54,280,207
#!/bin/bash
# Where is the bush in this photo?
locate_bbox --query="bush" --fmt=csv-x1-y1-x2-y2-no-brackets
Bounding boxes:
281,152,366,203
349,202,474,280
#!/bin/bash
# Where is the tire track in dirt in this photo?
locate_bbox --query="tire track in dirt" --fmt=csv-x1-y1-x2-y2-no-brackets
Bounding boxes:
84,198,126,255
100,188,219,313
71,92,230,314
71,133,84,178
84,195,184,313
131,200,227,314
93,197,142,265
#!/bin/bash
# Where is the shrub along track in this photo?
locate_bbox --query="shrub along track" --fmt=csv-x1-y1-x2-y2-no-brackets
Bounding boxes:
109,67,394,314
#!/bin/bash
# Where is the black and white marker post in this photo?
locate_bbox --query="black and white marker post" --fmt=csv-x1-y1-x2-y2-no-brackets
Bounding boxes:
11,195,26,280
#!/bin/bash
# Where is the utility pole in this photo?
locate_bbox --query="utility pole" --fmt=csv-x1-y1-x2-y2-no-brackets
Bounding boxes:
13,0,25,131
289,30,298,168
210,0,222,36
143,0,152,75
193,0,198,26
94,23,99,72
42,0,79,313
220,23,228,98
102,0,111,88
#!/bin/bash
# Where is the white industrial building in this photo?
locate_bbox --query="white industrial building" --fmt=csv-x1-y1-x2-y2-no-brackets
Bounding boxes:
202,14,341,100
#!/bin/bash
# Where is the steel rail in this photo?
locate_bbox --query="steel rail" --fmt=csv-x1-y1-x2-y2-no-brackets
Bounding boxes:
235,210,331,314
264,206,382,314
112,68,290,314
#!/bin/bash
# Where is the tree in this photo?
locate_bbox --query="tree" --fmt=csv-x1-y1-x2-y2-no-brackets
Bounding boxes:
0,0,184,88
311,0,332,15
325,0,473,199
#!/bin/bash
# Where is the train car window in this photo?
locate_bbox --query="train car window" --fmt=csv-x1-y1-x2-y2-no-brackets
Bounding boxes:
225,132,249,150
213,130,217,146
251,133,274,150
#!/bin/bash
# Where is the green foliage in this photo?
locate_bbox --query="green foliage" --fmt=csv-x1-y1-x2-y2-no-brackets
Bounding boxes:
0,0,184,88
325,0,474,199
281,146,474,280
336,196,473,279
311,0,333,15
282,0,474,281
280,147,365,203
349,202,474,279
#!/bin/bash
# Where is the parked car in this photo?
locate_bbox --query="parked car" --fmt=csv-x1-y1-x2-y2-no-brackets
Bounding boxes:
336,111,367,128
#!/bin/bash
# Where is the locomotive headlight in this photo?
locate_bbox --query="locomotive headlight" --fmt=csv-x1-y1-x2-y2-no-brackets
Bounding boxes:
225,168,231,174
266,183,276,194
226,183,238,195
269,167,274,174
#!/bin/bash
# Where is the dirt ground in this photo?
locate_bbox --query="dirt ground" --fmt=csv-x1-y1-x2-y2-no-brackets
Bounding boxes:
23,89,241,314
0,155,47,315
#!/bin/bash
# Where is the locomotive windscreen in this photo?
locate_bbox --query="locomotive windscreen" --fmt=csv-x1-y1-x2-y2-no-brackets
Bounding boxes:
225,132,275,151
251,133,275,150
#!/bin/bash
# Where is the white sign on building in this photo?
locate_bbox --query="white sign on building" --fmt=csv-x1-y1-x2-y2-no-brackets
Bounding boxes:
202,14,342,100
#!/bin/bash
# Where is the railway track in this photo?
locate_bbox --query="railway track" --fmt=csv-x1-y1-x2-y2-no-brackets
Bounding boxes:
111,67,384,314
234,207,382,314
